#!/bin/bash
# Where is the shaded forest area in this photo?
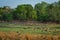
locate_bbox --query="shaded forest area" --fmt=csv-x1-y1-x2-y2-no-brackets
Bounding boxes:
0,1,60,23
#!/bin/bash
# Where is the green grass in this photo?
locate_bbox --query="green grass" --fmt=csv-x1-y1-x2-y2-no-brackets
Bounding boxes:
0,27,42,34
0,23,60,35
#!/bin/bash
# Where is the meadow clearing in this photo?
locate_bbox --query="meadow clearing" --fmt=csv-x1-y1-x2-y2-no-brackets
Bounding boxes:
0,22,60,40
0,22,60,35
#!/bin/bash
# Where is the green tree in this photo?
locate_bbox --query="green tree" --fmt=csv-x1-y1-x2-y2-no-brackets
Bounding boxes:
0,7,3,20
16,4,37,21
16,4,28,20
2,13,13,21
35,2,49,22
47,1,60,23
29,10,37,20
1,6,13,21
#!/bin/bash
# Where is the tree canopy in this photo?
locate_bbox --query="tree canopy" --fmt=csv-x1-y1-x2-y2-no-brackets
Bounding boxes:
0,1,60,23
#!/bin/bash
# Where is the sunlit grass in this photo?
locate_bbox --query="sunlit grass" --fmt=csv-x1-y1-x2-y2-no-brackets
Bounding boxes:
0,23,60,35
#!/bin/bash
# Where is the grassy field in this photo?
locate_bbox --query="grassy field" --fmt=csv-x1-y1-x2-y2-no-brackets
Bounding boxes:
0,22,60,35
0,22,60,40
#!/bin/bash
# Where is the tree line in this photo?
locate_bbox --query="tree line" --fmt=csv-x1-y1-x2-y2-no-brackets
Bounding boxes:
0,1,60,23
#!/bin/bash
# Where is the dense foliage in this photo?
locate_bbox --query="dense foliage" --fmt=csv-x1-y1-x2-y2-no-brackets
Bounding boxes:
0,1,60,23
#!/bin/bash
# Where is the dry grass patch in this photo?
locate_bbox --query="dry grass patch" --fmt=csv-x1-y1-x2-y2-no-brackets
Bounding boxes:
0,32,60,40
